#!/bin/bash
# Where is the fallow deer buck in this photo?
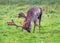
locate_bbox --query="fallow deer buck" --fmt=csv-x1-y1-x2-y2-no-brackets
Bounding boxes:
18,6,42,33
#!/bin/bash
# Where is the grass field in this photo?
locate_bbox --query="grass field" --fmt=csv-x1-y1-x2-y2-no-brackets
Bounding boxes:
0,0,60,43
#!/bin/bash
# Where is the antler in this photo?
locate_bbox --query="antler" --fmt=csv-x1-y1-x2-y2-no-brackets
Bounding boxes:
18,12,26,18
11,19,22,28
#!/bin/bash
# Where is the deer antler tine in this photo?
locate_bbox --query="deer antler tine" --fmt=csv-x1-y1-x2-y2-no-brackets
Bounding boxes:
11,19,22,27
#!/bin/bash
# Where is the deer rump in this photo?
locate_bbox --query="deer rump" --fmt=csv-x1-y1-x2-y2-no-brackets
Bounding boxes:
19,6,42,33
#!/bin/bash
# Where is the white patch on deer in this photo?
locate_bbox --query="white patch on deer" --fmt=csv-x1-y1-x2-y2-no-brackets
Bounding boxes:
31,8,41,22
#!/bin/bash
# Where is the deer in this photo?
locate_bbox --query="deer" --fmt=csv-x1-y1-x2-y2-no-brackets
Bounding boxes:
18,6,42,33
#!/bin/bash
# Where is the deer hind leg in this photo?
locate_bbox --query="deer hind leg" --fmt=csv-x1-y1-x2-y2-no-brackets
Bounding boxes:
39,19,40,32
38,13,42,32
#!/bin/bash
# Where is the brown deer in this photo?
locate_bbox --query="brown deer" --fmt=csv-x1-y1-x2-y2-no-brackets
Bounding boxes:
18,6,42,33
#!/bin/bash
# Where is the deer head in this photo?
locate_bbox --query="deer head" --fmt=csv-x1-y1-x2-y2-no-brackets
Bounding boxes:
20,19,31,33
18,12,31,32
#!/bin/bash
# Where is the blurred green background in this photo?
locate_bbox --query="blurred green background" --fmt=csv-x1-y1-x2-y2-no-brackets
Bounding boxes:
0,0,60,43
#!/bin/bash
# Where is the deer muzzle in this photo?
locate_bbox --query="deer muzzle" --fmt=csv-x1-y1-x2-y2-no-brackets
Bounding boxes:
22,27,31,33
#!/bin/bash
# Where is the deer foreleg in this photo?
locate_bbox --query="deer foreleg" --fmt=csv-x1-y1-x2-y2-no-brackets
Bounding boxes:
33,24,36,33
22,28,23,31
33,21,37,33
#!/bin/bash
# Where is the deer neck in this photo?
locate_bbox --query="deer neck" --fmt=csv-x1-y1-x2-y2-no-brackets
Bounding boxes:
21,18,31,28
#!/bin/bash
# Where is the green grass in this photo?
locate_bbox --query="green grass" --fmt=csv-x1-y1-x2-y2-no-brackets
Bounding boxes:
0,0,60,43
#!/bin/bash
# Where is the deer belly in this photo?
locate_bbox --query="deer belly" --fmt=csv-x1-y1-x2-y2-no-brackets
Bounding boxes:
32,11,39,22
31,15,38,22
